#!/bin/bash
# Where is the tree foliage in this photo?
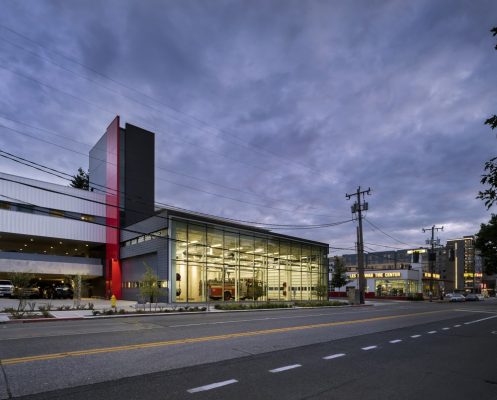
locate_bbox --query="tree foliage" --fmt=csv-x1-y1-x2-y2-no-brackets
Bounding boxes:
477,27,497,209
70,167,89,190
330,256,349,289
475,214,497,275
139,263,164,309
8,271,34,312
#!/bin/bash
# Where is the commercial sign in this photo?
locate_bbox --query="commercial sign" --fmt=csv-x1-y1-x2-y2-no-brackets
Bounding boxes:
463,272,483,278
422,272,441,279
348,272,401,279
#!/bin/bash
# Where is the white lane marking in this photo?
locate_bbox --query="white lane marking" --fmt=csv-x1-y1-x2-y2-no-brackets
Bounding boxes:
323,353,346,360
454,309,497,314
464,315,497,325
454,324,461,327
187,379,238,393
389,339,402,344
411,335,421,338
442,327,450,330
269,364,302,373
428,331,437,334
361,346,377,351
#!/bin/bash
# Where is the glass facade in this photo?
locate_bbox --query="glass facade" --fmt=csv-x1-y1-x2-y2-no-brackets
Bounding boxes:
171,219,328,302
375,279,420,297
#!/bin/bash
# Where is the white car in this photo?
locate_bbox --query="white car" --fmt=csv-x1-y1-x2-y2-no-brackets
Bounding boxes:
449,293,466,302
0,280,14,297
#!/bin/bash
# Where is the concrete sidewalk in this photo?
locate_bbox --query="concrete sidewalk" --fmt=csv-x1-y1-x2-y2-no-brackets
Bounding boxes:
0,298,370,323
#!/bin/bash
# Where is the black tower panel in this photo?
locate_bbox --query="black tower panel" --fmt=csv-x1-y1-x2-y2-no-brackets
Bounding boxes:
123,123,155,227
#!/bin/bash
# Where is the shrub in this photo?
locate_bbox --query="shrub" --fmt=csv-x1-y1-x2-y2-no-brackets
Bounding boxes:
295,300,347,307
214,302,292,311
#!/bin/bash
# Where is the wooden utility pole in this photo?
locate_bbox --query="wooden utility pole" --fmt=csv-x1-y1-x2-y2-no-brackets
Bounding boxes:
346,186,371,304
422,225,444,302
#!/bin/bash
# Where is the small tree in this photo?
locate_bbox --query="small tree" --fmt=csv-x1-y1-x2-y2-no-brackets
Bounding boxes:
8,271,34,317
139,263,164,311
330,256,349,289
70,167,89,190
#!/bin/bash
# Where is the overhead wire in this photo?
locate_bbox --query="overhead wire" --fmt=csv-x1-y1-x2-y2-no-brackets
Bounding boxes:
0,173,352,230
0,24,321,174
0,122,340,219
0,192,335,259
364,217,422,248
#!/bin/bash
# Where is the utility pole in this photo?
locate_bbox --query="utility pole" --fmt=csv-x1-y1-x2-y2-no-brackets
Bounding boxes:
346,186,371,304
422,225,443,302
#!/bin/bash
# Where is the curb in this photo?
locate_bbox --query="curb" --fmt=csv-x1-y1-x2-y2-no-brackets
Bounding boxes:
0,303,366,323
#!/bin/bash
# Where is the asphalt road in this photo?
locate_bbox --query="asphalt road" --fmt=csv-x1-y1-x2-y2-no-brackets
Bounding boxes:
1,300,496,399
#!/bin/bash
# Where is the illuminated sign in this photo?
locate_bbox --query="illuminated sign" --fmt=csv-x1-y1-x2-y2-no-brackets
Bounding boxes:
407,249,427,254
348,272,402,279
463,272,483,278
423,272,441,279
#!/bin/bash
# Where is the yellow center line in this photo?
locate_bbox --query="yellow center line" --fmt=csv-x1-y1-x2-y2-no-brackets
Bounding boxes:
1,310,444,365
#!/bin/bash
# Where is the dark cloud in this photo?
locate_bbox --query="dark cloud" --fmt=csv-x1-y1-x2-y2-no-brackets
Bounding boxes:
0,0,496,252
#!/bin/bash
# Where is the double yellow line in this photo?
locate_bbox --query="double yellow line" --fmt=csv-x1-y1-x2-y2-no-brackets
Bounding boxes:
1,310,443,366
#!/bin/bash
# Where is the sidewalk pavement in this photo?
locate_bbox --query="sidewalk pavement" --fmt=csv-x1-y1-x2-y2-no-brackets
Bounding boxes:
0,298,374,323
0,298,222,322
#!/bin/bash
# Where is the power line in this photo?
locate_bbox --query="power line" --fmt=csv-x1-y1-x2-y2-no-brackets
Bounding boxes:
0,64,340,217
0,64,273,177
0,192,334,258
363,242,406,250
0,174,351,230
0,24,325,176
0,123,338,218
363,217,419,247
1,149,339,228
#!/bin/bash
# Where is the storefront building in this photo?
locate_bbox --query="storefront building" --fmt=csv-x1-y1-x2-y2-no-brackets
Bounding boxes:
331,249,442,299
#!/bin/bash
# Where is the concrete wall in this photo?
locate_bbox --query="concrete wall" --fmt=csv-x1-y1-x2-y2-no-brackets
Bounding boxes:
0,252,102,277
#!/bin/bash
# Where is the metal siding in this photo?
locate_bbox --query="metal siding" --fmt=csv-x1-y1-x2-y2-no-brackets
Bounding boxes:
0,172,106,216
0,209,106,242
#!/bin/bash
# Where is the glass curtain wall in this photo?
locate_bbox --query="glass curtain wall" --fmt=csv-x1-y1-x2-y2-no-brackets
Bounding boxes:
171,219,328,302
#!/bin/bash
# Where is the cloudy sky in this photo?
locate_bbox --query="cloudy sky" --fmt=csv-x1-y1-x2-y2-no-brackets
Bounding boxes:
0,0,496,254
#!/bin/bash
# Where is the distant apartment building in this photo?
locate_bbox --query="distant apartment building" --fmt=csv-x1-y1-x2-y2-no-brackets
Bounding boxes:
446,236,482,293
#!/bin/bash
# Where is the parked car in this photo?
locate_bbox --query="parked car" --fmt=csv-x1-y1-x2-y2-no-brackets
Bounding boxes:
54,284,73,299
465,293,479,301
444,293,455,300
465,293,485,301
0,280,14,298
13,285,40,299
449,293,466,302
